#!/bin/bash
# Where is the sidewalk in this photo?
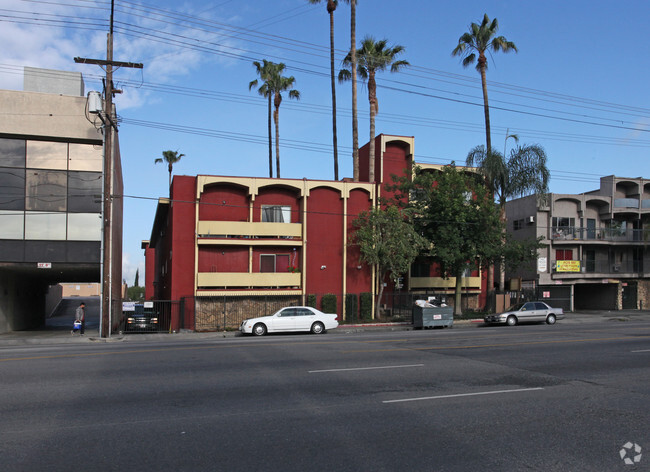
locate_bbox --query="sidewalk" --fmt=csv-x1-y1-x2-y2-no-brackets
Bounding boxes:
1,310,649,347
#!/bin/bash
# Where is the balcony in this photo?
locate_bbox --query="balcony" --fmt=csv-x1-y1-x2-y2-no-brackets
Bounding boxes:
197,271,301,289
197,221,302,245
551,226,649,243
551,260,645,276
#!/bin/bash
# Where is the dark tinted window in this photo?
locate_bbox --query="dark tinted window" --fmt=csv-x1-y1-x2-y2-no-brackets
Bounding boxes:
68,171,101,212
0,168,25,210
0,139,26,167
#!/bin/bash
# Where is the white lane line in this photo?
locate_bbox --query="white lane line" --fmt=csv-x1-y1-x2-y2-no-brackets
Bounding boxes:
309,364,424,374
631,349,650,353
383,387,544,404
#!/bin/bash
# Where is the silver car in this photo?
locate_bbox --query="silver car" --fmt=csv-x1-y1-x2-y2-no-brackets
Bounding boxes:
484,301,564,326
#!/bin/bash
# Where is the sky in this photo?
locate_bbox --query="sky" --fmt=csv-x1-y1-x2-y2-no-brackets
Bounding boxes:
1,0,649,286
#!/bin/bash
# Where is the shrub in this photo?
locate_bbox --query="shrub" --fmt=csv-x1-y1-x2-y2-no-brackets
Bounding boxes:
306,294,317,308
345,293,358,323
321,293,337,314
360,292,373,320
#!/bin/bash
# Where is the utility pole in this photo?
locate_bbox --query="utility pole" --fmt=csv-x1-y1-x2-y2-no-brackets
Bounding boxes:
75,0,142,337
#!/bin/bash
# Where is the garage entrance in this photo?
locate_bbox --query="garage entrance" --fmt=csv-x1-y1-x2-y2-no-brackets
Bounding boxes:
575,283,618,310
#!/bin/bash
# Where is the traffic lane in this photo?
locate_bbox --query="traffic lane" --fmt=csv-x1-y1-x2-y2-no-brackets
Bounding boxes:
1,339,646,472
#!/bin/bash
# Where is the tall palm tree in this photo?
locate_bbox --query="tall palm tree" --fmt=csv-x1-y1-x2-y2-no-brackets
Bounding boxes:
249,59,280,178
339,36,409,183
452,14,517,154
348,0,358,182
266,63,300,178
155,149,184,196
466,142,549,291
308,0,340,181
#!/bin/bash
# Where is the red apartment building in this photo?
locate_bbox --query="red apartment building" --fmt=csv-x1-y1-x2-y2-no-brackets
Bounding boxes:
143,135,486,331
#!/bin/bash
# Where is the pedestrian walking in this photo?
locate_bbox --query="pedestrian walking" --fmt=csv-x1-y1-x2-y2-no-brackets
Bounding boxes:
74,302,86,335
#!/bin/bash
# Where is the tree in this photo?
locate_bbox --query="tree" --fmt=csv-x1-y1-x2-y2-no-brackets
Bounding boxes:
263,63,300,178
466,142,549,291
352,205,427,319
339,36,409,183
134,268,139,287
308,0,340,180
155,150,184,196
393,165,503,316
249,59,280,178
452,14,517,154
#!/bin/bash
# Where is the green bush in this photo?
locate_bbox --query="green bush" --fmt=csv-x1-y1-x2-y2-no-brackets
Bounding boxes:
345,293,358,323
360,292,373,320
321,293,337,314
306,294,317,308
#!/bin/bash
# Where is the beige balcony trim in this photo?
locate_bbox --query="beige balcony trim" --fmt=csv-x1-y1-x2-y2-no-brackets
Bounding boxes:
196,289,302,297
197,272,301,288
409,276,481,289
198,239,301,247
198,220,302,238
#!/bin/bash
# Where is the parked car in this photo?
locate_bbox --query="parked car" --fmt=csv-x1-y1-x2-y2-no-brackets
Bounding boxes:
125,304,160,332
484,301,564,326
240,306,338,336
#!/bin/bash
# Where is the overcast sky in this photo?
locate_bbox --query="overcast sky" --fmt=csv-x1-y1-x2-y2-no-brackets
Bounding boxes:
1,0,649,285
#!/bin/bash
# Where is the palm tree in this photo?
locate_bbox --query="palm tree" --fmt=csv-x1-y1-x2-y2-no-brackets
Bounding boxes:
155,150,184,196
452,14,517,154
339,36,409,184
348,0,358,182
466,141,549,291
308,0,340,181
266,63,300,178
249,59,280,178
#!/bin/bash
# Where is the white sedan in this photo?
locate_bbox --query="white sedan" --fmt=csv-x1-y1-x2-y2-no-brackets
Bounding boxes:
240,306,339,336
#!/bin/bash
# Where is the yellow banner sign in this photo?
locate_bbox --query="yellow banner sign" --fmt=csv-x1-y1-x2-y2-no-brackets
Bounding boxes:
556,260,581,272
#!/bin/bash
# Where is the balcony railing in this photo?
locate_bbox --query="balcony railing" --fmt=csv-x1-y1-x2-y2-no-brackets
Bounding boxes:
552,259,644,275
551,226,649,242
197,272,301,289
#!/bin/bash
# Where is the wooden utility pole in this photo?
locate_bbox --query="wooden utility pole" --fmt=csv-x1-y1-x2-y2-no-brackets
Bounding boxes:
75,0,142,337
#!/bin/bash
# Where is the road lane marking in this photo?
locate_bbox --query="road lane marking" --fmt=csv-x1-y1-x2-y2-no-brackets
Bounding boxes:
309,364,424,373
343,335,650,353
631,349,650,353
383,387,544,404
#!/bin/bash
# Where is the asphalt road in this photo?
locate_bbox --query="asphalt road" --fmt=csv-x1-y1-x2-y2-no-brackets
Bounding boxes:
0,320,648,471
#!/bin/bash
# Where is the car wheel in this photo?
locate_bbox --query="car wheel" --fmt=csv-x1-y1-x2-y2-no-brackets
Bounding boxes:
311,322,325,334
253,323,267,336
506,315,517,326
546,314,556,325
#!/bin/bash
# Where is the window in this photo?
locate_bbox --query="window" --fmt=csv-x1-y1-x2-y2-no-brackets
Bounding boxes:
26,170,67,212
26,141,67,170
67,213,101,241
24,212,66,240
0,168,25,210
260,254,290,273
69,143,103,171
410,259,430,277
0,139,26,167
556,249,573,261
262,205,291,223
68,171,102,212
513,219,524,231
552,217,575,239
0,211,24,239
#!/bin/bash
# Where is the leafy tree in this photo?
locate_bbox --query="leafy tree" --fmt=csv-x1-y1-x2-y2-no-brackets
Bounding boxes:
249,59,280,178
340,36,409,183
265,63,300,178
133,268,139,287
452,14,517,154
466,142,549,290
308,0,340,180
352,205,426,319
155,150,184,196
392,165,503,315
126,285,145,301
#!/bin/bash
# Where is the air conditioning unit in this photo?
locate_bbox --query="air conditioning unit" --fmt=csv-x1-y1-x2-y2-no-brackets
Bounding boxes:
527,216,535,224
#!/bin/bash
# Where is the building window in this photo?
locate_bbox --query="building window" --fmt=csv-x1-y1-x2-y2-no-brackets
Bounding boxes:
26,141,67,170
260,254,290,273
68,171,102,212
0,138,26,167
25,169,67,212
410,259,430,277
0,210,24,239
513,219,524,231
552,217,575,239
0,168,26,210
24,211,66,240
67,213,101,241
556,249,573,261
69,143,103,172
262,205,291,223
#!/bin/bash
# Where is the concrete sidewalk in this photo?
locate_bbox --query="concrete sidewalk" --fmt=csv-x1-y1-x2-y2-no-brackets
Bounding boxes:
1,310,649,347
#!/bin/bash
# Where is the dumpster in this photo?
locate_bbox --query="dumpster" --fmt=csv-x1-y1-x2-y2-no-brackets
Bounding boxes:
412,306,453,329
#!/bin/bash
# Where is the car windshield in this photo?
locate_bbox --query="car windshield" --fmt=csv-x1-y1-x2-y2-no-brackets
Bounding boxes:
507,303,525,311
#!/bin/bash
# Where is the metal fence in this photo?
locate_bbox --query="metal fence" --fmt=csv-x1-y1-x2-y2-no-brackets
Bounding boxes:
119,300,177,334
